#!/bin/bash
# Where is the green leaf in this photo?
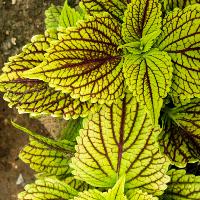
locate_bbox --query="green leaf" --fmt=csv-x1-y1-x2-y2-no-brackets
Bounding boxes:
163,169,200,200
105,176,126,200
80,0,129,23
73,190,105,200
0,32,96,119
13,122,74,176
24,14,124,103
159,98,200,167
59,0,84,28
12,121,75,151
64,176,91,191
18,177,78,200
71,94,170,196
122,0,162,43
19,139,72,177
60,118,83,141
127,189,158,200
73,176,126,200
162,0,200,12
45,4,62,30
123,49,173,124
157,5,200,99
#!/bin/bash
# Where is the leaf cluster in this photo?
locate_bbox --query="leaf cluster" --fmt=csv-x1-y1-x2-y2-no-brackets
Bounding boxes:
0,0,200,199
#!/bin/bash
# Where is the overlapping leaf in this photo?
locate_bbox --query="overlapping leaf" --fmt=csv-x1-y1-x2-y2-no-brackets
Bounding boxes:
159,98,200,167
162,0,200,12
13,122,74,176
163,169,200,200
73,176,126,200
18,178,78,200
122,0,162,43
127,189,158,200
123,49,173,124
157,5,200,99
24,14,125,103
64,176,91,191
71,94,170,196
81,0,129,23
0,30,95,119
45,4,62,30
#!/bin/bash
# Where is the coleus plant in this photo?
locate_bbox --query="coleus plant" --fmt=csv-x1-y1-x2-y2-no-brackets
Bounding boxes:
0,0,200,199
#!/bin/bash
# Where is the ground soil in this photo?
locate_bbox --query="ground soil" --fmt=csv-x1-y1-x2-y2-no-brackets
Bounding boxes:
0,0,65,199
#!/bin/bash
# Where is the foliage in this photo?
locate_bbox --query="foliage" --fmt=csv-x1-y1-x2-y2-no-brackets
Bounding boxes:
0,0,200,199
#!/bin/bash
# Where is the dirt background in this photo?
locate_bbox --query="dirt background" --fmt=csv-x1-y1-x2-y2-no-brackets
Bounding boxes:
0,0,65,199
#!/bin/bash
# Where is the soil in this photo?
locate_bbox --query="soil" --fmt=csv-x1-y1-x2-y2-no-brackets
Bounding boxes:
0,0,65,199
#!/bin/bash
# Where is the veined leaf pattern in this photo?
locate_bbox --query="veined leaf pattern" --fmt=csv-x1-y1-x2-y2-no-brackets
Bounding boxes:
122,0,162,43
162,0,200,12
59,0,84,28
18,178,78,200
24,14,125,103
157,5,200,99
64,176,91,192
73,176,126,200
0,31,95,119
127,189,158,200
159,98,200,167
81,0,129,23
45,4,62,30
71,94,170,196
123,49,173,124
13,122,74,176
163,169,200,200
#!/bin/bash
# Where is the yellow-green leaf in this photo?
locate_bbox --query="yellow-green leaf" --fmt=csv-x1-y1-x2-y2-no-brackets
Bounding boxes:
71,94,170,196
157,5,200,99
59,0,84,28
81,0,129,23
72,176,126,200
123,49,173,124
159,98,200,167
13,122,74,176
18,178,78,200
0,31,96,119
127,189,158,200
24,14,124,103
163,169,200,200
122,0,162,43
64,176,92,192
162,0,200,12
45,4,62,30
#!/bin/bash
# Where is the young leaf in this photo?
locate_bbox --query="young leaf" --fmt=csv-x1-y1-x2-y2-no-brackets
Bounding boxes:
24,14,125,103
0,32,96,119
163,169,200,200
123,49,173,124
162,0,200,12
127,189,158,200
122,0,162,43
13,122,75,176
45,4,62,30
18,178,78,200
80,0,129,23
105,176,126,200
159,98,200,167
157,5,200,99
59,0,84,28
71,94,170,196
73,176,127,200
